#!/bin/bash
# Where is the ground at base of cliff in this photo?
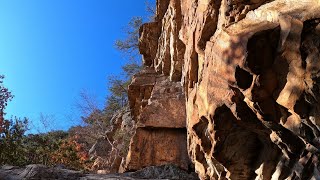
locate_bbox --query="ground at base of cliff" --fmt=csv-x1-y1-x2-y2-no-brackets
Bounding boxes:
0,164,199,180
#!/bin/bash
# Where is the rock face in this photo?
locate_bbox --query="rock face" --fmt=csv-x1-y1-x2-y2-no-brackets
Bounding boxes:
128,0,320,179
123,68,190,172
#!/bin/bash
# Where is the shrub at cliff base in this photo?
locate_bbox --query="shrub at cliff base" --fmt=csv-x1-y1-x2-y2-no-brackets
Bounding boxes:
0,75,92,170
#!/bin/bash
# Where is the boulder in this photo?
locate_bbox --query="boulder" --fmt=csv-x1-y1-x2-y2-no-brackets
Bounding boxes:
0,164,198,180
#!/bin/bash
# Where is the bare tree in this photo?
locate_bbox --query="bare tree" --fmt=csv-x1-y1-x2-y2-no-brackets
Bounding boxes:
39,113,56,132
145,0,156,21
76,89,99,118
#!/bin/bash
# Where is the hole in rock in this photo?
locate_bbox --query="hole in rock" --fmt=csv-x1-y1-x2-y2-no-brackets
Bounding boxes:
273,57,289,99
246,27,280,74
235,66,253,90
213,105,237,130
193,117,212,154
216,130,264,179
294,93,312,119
301,123,316,143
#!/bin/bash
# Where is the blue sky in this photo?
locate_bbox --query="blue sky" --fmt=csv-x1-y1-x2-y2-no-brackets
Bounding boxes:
0,0,153,133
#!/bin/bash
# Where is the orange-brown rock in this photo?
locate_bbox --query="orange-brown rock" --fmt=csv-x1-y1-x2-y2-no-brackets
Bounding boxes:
127,0,320,179
123,68,190,172
124,128,189,171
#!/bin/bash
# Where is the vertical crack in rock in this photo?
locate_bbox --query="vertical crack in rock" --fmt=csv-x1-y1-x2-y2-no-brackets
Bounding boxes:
189,50,199,88
170,38,186,81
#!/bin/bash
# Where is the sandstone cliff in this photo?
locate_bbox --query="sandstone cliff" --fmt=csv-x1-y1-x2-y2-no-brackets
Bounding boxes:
123,0,320,179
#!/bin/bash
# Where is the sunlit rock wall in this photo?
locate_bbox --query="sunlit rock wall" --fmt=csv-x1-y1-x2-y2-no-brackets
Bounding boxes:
126,0,320,179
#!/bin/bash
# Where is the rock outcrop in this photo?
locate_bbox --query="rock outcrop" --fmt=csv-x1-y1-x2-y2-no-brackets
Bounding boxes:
127,0,320,179
122,68,190,172
0,164,198,180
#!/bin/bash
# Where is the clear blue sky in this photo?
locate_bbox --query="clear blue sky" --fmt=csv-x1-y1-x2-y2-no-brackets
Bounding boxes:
0,0,153,133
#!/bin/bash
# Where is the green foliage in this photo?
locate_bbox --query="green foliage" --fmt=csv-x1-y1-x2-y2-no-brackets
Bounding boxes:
0,117,28,166
21,130,92,170
22,131,69,166
115,16,143,61
122,62,141,78
0,75,13,116
106,76,129,112
0,75,27,166
114,0,155,58
0,76,91,170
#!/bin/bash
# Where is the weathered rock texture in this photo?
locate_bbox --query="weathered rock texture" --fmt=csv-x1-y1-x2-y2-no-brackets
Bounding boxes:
128,0,320,179
123,68,190,172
